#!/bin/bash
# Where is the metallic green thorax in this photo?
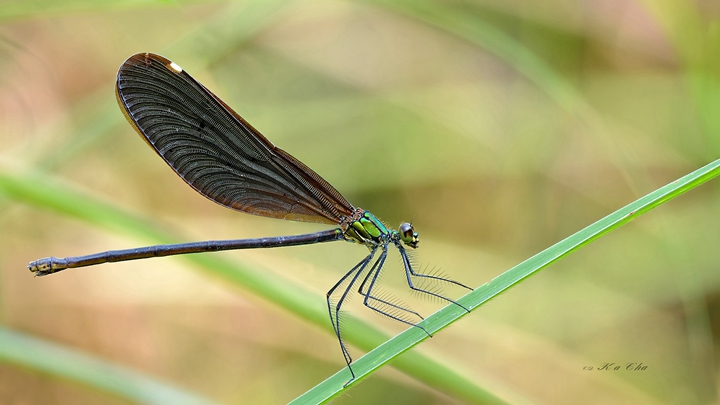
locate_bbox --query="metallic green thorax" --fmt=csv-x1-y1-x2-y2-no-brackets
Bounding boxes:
346,211,389,245
343,209,419,250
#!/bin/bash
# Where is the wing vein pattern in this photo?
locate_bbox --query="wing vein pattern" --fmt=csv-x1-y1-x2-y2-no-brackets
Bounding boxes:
115,53,354,225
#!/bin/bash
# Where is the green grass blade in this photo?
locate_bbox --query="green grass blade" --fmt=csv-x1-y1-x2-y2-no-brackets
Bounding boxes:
0,326,218,405
0,169,502,404
292,158,720,403
7,157,719,404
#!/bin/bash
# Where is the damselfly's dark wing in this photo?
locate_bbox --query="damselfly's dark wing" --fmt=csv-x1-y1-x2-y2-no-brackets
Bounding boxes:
115,53,354,224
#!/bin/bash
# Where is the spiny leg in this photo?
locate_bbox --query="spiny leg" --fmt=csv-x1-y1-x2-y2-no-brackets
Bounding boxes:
335,248,384,386
327,251,374,369
357,245,425,321
358,244,431,335
326,255,370,357
360,274,426,325
325,253,372,335
395,241,472,313
397,242,473,291
326,246,377,383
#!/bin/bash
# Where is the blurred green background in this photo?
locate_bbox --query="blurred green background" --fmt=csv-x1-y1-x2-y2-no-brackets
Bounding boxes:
2,0,720,404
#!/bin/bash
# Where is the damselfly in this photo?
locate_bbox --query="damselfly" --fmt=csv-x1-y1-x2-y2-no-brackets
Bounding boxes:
28,53,472,384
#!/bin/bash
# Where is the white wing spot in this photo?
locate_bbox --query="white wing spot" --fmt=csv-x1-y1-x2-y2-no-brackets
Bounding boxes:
168,61,183,73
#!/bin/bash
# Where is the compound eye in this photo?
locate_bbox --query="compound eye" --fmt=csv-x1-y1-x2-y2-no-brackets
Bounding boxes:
398,222,419,247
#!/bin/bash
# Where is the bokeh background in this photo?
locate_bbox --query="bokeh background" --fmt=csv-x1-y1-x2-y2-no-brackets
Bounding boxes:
2,0,720,404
